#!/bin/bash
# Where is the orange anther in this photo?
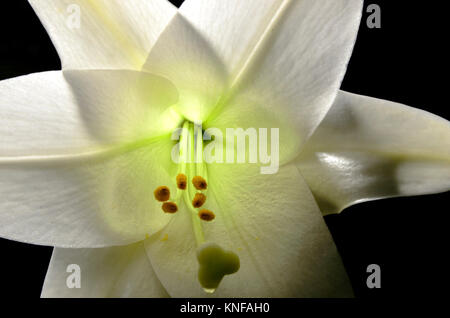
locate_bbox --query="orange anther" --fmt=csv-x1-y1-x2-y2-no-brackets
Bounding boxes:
154,186,170,202
162,202,178,214
198,209,215,221
176,173,187,190
192,176,207,190
192,193,207,208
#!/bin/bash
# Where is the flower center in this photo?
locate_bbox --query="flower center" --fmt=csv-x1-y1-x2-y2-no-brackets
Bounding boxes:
152,121,210,223
152,121,239,293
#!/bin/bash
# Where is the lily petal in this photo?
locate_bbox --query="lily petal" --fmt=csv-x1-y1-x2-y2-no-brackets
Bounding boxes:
142,12,228,123
296,91,450,215
179,0,290,76
145,164,352,297
0,140,177,247
183,0,362,162
0,70,178,157
63,69,180,144
0,71,100,157
28,0,177,70
0,71,180,247
41,242,168,297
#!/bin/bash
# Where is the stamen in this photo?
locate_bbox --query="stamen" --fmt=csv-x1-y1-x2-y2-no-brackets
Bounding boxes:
182,122,206,245
192,176,208,190
176,173,187,190
159,121,235,293
192,193,207,208
154,186,170,202
173,122,190,203
162,202,178,213
198,209,215,221
193,123,208,191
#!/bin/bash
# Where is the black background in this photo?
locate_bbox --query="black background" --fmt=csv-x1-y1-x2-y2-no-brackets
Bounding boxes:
0,0,448,302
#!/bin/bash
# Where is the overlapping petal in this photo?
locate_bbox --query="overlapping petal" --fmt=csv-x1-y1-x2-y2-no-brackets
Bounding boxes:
296,91,450,215
142,13,228,123
145,163,352,297
182,0,362,162
0,71,100,156
42,242,168,297
0,70,180,247
29,0,177,70
63,69,181,143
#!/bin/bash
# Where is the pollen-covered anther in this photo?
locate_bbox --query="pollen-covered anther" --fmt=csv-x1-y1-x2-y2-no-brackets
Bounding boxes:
154,186,170,202
176,173,187,190
192,176,207,190
192,193,207,208
162,202,178,214
198,209,215,222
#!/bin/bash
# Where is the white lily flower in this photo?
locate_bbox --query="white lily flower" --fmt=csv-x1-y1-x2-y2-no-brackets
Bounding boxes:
0,0,448,298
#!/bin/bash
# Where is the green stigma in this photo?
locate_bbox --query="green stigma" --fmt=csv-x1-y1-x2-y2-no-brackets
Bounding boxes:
197,242,240,293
